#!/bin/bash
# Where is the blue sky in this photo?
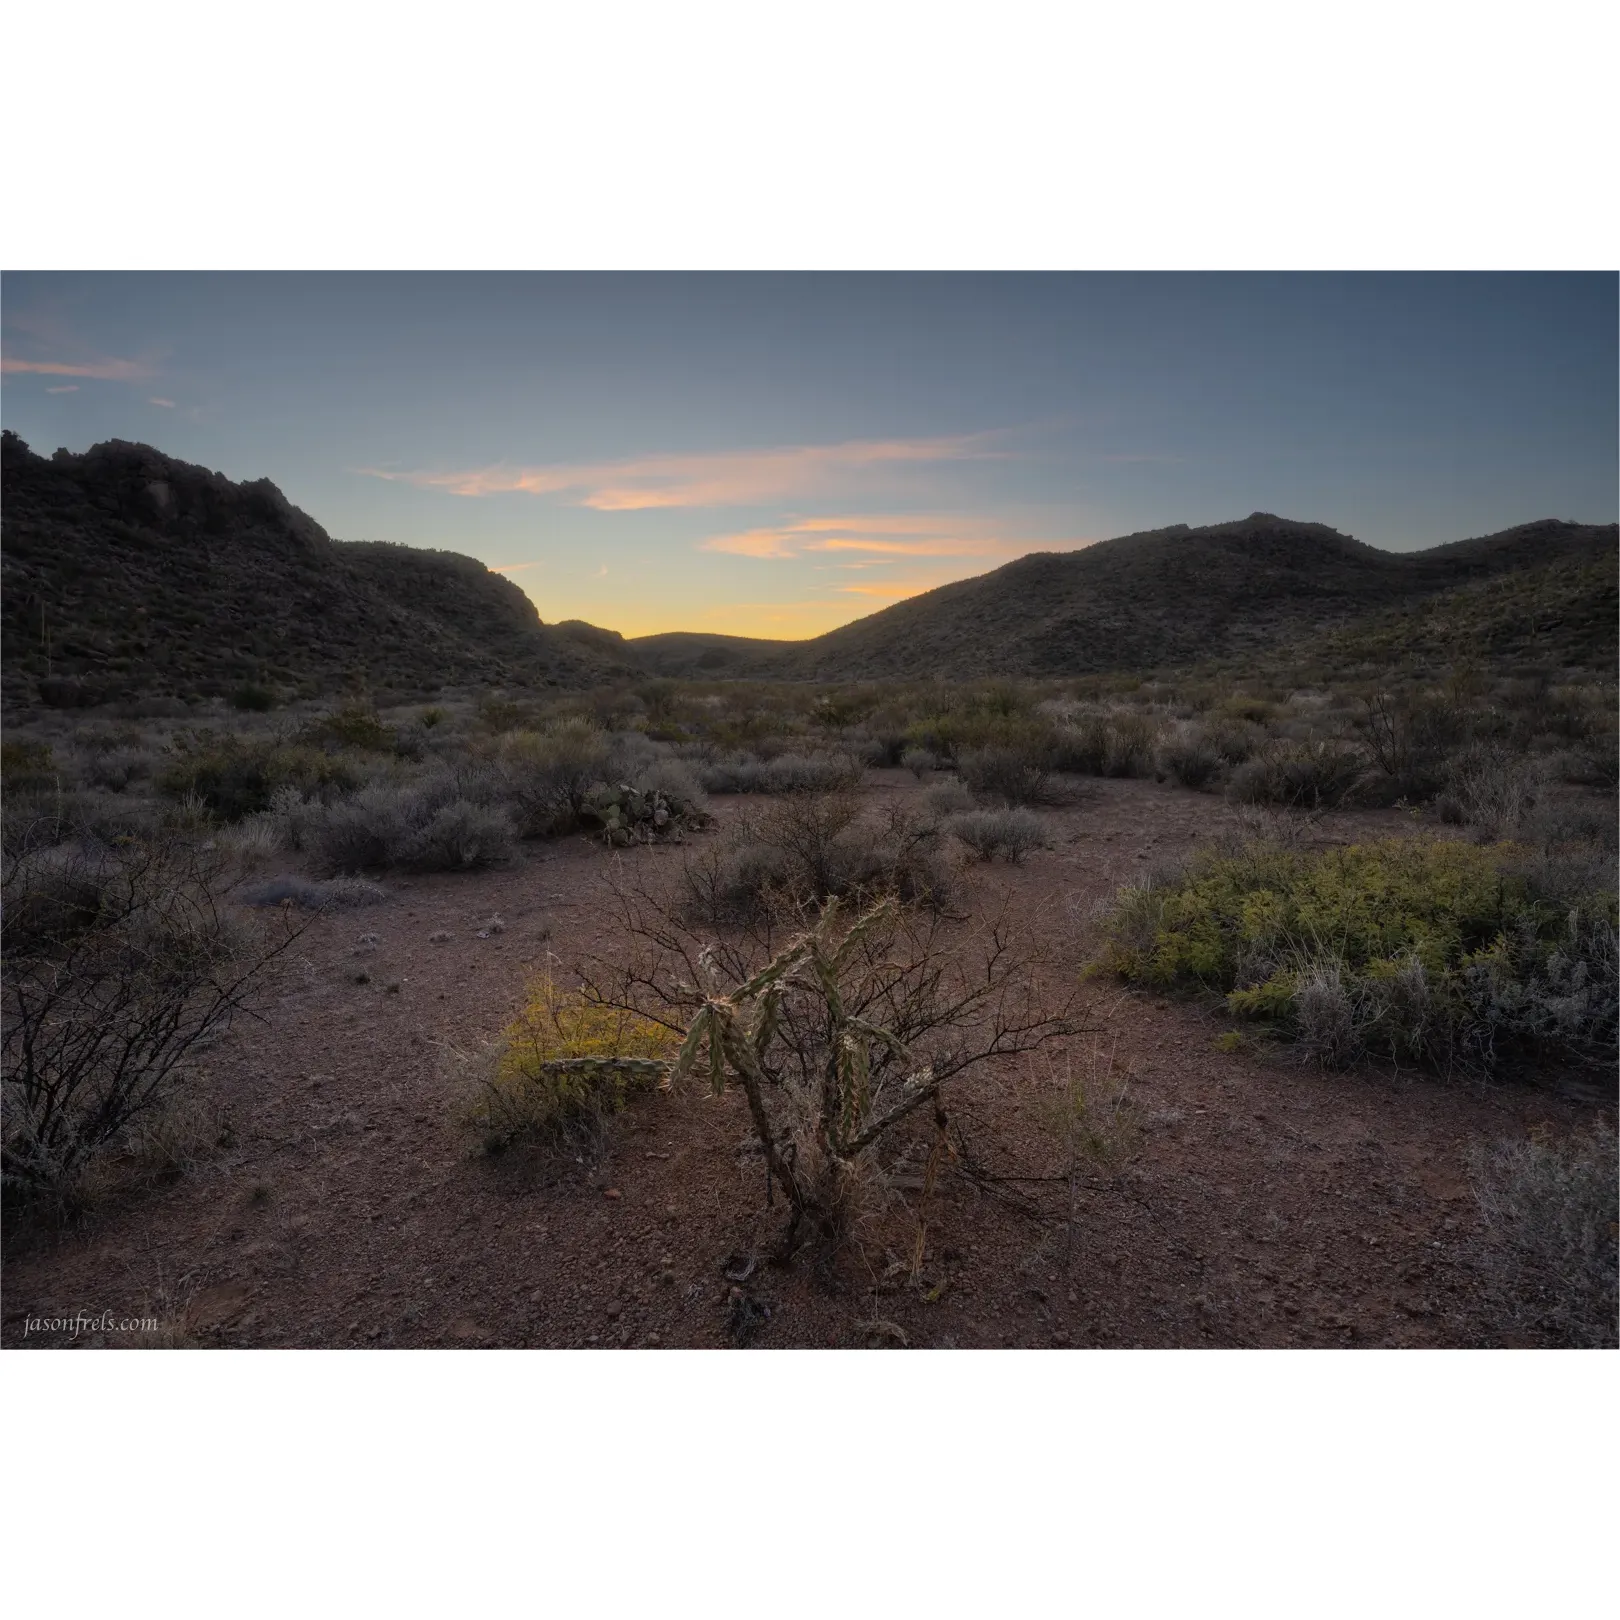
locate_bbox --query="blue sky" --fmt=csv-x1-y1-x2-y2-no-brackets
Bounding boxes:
2,272,1614,637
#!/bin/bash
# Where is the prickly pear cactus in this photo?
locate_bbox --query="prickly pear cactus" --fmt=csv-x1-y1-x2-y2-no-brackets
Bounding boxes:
581,782,705,846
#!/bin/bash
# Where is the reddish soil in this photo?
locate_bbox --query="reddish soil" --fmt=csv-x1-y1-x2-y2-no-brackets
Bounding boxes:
4,774,1607,1350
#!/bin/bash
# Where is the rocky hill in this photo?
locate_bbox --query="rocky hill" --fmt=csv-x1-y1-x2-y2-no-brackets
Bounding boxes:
0,434,630,707
624,513,1618,680
6,435,1611,704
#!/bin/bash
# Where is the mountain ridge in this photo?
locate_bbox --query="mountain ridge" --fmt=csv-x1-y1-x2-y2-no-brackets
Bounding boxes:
3,435,1613,700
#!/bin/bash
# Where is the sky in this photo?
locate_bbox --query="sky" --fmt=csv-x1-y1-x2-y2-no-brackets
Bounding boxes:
2,272,1615,639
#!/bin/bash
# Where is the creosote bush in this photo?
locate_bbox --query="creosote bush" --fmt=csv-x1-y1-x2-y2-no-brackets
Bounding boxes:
1097,837,1618,1073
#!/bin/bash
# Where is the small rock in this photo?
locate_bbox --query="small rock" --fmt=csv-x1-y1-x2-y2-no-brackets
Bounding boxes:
605,1302,622,1320
604,1187,622,1201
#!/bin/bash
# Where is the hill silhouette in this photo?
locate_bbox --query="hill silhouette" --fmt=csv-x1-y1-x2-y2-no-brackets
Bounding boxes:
625,513,1618,679
0,434,631,707
4,436,1612,703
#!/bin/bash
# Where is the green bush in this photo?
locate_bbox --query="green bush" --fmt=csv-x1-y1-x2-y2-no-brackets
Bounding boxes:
1097,838,1618,1072
230,682,276,712
157,734,360,820
298,701,395,752
1,740,58,794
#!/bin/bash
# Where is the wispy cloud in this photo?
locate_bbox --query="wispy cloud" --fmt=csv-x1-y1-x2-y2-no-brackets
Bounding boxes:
149,397,176,409
702,513,1034,562
45,384,80,394
1,355,153,380
354,432,1003,510
489,561,542,574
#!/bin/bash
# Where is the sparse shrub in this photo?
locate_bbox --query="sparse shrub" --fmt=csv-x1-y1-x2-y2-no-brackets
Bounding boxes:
1226,739,1367,810
405,800,516,871
1097,837,1618,1074
958,746,1054,806
580,893,1072,1256
158,733,359,821
230,682,276,712
1049,710,1161,778
1157,726,1224,790
458,975,680,1154
240,874,390,909
924,780,975,818
1472,1121,1618,1347
948,807,1047,863
306,784,515,873
80,745,156,794
1443,743,1545,838
498,724,613,835
630,756,708,813
1,740,59,794
901,747,940,778
697,752,864,795
2,836,298,1199
299,701,395,752
418,706,447,730
679,794,954,924
307,785,416,872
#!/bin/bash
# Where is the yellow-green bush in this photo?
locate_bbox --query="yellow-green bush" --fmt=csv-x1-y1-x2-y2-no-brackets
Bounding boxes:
462,977,680,1151
1097,838,1618,1071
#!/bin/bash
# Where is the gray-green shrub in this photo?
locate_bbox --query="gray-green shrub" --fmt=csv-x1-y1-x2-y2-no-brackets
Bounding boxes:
948,807,1047,863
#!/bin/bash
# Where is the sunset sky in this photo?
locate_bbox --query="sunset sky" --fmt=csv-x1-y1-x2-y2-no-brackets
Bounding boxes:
2,272,1615,639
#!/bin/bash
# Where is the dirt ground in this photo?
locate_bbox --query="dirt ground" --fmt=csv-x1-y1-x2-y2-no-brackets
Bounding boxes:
4,773,1608,1350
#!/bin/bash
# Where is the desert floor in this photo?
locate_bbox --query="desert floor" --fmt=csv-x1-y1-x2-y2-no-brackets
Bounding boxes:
4,772,1605,1351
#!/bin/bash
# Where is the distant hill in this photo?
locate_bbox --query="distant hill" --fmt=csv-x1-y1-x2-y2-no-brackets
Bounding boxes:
623,513,1619,680
5,435,1611,706
0,434,632,707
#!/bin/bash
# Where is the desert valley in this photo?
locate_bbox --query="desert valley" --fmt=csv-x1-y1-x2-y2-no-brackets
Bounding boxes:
3,432,1614,1350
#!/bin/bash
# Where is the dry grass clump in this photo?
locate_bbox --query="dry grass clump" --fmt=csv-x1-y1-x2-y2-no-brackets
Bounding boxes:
1438,743,1546,838
239,874,390,909
1472,1120,1617,1347
457,975,680,1155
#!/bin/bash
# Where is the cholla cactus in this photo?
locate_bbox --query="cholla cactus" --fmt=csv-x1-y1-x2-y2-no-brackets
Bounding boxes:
664,897,941,1250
